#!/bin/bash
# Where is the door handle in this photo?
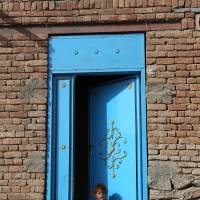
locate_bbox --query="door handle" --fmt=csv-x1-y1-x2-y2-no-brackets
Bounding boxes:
61,144,66,150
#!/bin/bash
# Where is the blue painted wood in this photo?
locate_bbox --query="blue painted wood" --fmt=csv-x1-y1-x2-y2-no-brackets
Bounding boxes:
141,69,148,200
47,33,148,200
136,74,142,200
56,79,70,200
69,77,75,200
49,34,145,72
46,72,53,200
89,78,137,200
50,68,143,74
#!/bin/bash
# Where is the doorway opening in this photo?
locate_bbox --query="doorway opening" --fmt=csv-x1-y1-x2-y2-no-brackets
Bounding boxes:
47,33,147,200
74,74,132,200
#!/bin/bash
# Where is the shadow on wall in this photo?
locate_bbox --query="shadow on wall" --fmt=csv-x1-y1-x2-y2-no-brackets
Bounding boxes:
109,193,122,200
0,11,45,47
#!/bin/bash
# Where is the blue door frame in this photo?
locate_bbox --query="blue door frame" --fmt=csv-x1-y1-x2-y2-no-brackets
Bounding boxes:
47,34,148,200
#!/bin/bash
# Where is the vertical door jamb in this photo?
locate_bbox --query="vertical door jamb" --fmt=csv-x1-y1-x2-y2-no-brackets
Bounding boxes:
141,69,148,200
70,77,76,200
47,72,53,200
47,75,75,200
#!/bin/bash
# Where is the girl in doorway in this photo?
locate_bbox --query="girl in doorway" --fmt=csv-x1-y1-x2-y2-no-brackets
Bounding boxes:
92,183,107,200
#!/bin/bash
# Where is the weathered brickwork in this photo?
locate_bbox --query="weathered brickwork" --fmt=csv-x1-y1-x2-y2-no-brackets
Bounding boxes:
0,0,199,199
0,30,48,199
147,30,200,199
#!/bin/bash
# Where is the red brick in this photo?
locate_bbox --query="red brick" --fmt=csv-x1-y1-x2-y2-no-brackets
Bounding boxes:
176,84,190,91
19,145,36,151
157,58,175,65
8,193,25,199
168,78,186,84
156,71,175,78
158,124,177,131
175,57,193,64
159,137,178,144
26,193,43,199
27,180,44,186
168,104,186,111
9,180,26,186
160,150,179,155
4,152,21,158
179,150,199,156
147,104,166,110
175,44,193,50
175,71,190,77
13,34,30,41
158,111,177,117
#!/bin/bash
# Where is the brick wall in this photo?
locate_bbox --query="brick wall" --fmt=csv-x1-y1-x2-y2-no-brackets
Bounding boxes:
0,30,48,199
0,0,200,199
147,30,200,199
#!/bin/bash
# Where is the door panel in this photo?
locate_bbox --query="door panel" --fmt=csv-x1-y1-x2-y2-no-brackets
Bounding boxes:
90,78,137,200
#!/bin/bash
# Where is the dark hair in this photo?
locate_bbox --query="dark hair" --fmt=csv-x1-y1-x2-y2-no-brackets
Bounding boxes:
92,183,107,195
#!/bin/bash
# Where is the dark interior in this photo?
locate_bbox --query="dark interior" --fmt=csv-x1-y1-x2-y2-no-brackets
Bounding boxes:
74,74,130,200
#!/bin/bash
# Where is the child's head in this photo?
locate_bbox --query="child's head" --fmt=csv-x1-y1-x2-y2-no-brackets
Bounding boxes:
92,183,107,200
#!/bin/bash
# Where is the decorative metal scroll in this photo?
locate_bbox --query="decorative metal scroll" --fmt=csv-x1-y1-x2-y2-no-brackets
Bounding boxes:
99,120,127,178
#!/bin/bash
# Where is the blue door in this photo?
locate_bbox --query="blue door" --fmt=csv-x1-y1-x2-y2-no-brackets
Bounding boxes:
90,78,137,200
47,34,148,200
